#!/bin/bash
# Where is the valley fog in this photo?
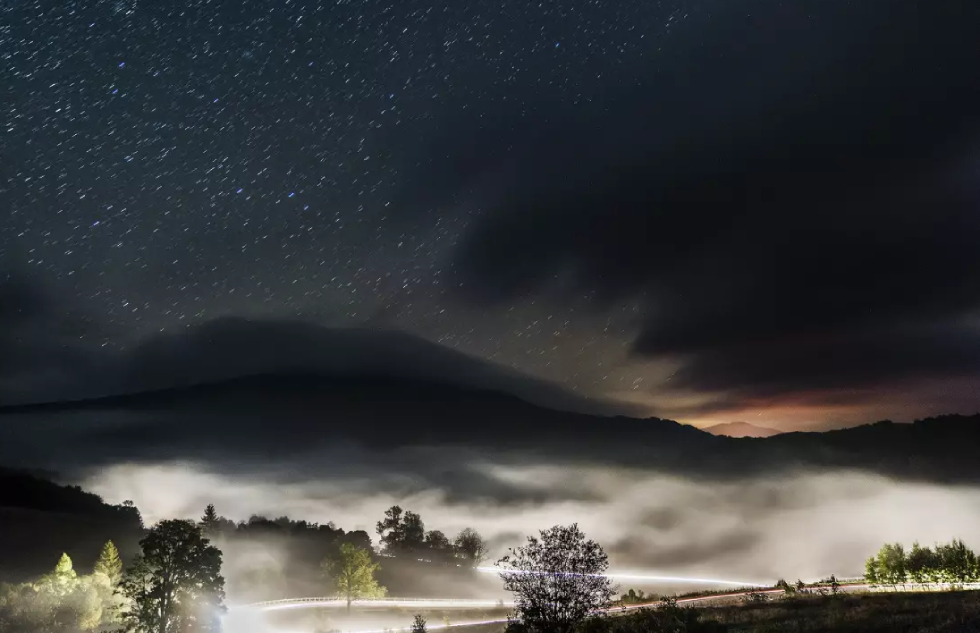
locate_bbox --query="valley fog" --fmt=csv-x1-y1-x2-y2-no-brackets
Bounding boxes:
83,460,980,591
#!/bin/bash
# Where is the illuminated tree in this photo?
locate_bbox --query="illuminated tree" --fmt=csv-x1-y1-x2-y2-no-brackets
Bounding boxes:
906,542,936,584
874,543,907,585
864,557,880,585
453,528,489,566
498,524,614,633
0,553,105,632
936,539,978,583
94,540,124,585
119,519,225,633
322,543,386,613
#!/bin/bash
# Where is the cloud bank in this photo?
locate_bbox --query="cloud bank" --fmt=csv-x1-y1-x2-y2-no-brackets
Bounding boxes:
82,461,980,587
403,1,980,420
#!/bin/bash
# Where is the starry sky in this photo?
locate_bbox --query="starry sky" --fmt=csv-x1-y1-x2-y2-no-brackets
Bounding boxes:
3,0,980,430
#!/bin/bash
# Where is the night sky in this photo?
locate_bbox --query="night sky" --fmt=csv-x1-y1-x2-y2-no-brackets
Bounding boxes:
3,0,980,430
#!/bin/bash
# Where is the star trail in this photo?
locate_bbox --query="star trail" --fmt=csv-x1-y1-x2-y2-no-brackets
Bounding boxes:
3,0,980,429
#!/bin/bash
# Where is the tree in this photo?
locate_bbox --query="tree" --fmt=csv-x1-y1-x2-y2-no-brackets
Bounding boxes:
936,539,978,583
402,511,426,553
454,528,489,566
44,553,78,596
200,505,221,538
323,543,386,613
874,543,907,585
620,588,647,604
411,613,427,633
864,557,880,585
94,540,124,585
0,553,106,632
906,542,936,584
376,505,404,554
376,506,425,556
119,519,225,633
424,530,453,563
498,524,614,633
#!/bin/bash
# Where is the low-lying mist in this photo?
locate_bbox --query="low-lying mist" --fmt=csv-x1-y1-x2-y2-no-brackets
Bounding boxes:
82,459,980,595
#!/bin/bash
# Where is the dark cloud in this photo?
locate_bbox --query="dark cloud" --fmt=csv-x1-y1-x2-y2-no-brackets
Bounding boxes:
0,279,638,417
119,317,637,416
420,1,980,412
0,274,111,406
672,320,980,405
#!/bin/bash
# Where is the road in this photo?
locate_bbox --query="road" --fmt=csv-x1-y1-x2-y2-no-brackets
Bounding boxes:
238,578,980,633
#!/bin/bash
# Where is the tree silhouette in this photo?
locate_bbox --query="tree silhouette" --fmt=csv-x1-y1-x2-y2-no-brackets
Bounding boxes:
497,524,614,633
376,506,426,556
94,541,123,586
453,528,489,566
200,504,220,538
424,530,453,563
119,519,225,633
322,543,386,613
376,505,404,554
411,613,427,633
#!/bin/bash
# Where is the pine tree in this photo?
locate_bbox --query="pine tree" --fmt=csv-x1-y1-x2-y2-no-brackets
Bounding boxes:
201,504,220,537
42,553,78,596
94,540,123,585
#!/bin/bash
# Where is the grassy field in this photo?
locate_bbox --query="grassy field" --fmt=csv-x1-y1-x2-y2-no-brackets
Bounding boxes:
662,590,980,633
295,590,980,633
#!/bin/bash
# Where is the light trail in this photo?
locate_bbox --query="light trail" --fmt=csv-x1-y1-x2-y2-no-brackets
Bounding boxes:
475,565,769,588
246,598,515,611
237,583,894,633
336,588,795,633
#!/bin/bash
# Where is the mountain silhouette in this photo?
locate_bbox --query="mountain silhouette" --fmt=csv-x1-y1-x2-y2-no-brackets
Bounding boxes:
2,372,979,485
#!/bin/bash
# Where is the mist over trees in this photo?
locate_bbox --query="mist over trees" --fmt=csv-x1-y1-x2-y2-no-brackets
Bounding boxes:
375,505,488,567
0,548,122,633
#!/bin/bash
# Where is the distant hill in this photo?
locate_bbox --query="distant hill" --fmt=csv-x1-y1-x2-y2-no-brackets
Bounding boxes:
2,372,980,486
0,468,145,583
703,421,783,438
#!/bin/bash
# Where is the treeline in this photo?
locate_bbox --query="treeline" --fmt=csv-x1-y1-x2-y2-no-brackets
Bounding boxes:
0,468,494,632
197,503,488,600
198,503,487,567
865,540,980,585
375,505,488,565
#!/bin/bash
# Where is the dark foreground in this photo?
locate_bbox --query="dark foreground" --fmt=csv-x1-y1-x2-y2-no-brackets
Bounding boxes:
498,591,980,633
610,591,980,633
